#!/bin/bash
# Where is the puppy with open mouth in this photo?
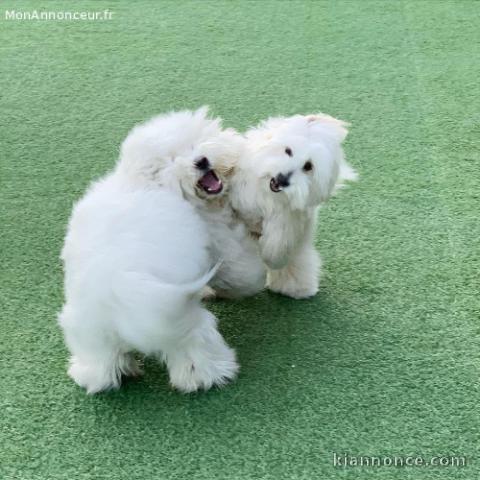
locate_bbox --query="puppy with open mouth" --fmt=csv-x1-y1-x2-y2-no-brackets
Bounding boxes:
195,157,223,195
191,153,267,300
58,108,263,394
230,113,357,299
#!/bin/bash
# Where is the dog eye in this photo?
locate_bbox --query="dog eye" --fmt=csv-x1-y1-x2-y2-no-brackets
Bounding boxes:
194,157,210,170
285,147,293,157
303,161,313,172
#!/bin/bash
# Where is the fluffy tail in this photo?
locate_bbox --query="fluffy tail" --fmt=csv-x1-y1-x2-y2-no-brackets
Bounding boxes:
179,260,222,296
112,260,221,305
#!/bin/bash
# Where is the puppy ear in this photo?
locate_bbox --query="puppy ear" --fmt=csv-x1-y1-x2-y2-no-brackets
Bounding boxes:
307,114,357,186
194,105,210,120
205,128,244,176
306,114,349,143
307,114,356,201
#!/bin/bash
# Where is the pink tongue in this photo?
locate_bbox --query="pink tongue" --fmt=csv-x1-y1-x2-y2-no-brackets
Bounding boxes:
199,170,222,192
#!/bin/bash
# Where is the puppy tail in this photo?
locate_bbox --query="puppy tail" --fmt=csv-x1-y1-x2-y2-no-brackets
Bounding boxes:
113,261,222,297
110,261,223,323
181,260,222,296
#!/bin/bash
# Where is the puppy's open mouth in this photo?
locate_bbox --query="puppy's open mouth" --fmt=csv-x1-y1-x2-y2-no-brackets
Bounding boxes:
270,177,282,192
197,170,223,195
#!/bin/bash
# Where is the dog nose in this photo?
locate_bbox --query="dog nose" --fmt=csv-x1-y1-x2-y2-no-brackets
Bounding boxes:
270,172,291,192
194,156,210,171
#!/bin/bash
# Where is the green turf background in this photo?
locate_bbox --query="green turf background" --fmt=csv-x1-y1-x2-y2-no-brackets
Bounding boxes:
1,1,479,479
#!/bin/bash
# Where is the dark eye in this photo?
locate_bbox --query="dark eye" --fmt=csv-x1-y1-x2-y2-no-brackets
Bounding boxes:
194,156,210,170
285,147,293,157
303,161,313,172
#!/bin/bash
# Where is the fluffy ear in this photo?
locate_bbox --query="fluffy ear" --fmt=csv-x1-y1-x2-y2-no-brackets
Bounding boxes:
306,113,349,143
307,114,357,198
203,127,244,177
337,160,358,184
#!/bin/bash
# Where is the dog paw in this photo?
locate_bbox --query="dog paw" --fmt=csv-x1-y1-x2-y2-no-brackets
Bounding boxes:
267,268,319,299
68,354,142,394
120,354,144,378
68,356,121,394
268,281,319,299
168,346,239,393
200,285,217,300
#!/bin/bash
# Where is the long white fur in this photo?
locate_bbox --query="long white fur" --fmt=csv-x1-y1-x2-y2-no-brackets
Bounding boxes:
58,108,264,394
230,113,357,299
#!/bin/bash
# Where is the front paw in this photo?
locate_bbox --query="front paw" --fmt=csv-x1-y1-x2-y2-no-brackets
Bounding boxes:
261,251,290,270
267,267,319,299
200,285,216,300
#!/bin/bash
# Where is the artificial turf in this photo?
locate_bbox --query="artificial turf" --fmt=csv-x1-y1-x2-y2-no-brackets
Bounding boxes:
1,1,479,479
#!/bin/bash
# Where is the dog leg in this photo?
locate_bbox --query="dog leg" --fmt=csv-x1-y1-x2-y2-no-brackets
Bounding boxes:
208,224,266,299
267,243,321,299
211,253,266,299
58,306,142,394
163,308,238,393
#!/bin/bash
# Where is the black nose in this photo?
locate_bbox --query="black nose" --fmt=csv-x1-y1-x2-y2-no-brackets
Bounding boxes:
276,173,291,187
194,156,210,171
270,172,291,192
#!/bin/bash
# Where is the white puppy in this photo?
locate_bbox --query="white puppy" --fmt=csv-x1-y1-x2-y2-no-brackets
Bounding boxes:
59,108,260,394
230,114,356,299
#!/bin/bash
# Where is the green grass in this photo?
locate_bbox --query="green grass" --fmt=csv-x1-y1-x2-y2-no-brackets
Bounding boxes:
1,1,479,479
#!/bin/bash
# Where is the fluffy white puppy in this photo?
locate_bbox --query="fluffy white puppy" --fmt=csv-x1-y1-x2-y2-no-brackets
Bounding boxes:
59,108,260,394
230,113,356,299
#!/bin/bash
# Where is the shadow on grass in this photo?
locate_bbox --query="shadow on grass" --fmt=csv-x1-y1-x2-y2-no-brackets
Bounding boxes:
77,285,360,416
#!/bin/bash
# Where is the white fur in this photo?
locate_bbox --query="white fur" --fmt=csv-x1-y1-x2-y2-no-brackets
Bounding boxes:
117,107,266,299
59,108,264,394
230,113,357,299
